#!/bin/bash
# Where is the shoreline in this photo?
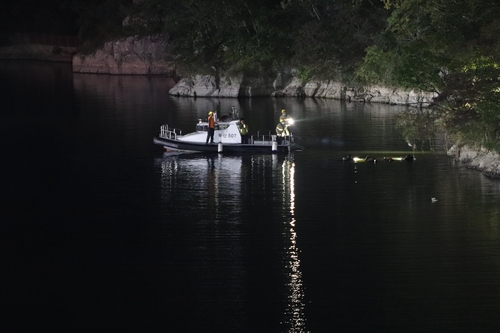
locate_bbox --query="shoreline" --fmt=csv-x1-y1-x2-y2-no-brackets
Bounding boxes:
448,145,500,179
2,48,499,178
0,43,76,63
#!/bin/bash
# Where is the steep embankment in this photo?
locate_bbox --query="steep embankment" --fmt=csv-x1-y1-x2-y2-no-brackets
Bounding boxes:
168,73,436,106
70,35,436,106
72,35,175,75
448,145,500,178
4,34,499,176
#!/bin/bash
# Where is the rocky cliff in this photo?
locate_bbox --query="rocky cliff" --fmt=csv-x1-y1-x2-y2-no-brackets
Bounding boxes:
71,35,436,105
448,145,500,178
72,35,175,75
169,72,436,107
169,74,276,98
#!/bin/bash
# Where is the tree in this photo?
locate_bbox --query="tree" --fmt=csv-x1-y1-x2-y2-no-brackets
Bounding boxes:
130,0,297,75
289,0,388,81
360,0,500,150
0,0,79,35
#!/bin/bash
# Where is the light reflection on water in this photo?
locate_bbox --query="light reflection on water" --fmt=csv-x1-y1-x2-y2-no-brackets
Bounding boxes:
159,153,308,332
280,160,307,332
2,61,500,332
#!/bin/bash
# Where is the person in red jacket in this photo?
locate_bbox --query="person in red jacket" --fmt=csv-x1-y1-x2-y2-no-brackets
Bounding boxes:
206,111,216,144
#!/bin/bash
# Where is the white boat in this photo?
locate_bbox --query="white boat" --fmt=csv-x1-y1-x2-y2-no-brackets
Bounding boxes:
153,114,303,154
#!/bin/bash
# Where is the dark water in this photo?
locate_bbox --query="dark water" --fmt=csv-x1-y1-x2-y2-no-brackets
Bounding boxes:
1,61,500,332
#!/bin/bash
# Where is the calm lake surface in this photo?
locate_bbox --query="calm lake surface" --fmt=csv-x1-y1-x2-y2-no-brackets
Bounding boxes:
1,61,500,333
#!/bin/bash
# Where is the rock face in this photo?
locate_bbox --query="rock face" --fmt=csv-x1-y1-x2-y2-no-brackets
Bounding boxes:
72,35,175,75
272,77,436,106
303,80,343,99
448,145,500,178
169,73,437,106
169,74,276,97
71,35,436,105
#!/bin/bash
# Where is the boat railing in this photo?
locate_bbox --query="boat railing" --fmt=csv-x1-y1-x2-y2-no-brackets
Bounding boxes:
159,124,182,140
251,132,294,145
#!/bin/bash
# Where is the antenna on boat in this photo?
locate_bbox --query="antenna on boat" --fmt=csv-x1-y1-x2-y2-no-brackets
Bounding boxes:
231,105,238,119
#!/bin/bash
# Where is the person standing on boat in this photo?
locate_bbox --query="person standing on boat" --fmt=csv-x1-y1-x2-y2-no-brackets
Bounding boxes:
276,108,294,144
206,111,216,144
279,109,288,123
237,118,249,144
276,119,290,144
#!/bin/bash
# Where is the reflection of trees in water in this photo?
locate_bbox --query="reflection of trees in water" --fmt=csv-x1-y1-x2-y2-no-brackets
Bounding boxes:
395,108,441,151
159,153,307,331
160,154,243,219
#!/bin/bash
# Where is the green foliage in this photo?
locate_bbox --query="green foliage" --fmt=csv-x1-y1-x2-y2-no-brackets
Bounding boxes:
16,0,500,151
395,108,441,150
61,0,388,77
291,0,387,80
435,60,500,149
356,45,394,85
360,0,500,151
70,0,132,45
296,68,312,82
147,0,297,75
0,0,79,34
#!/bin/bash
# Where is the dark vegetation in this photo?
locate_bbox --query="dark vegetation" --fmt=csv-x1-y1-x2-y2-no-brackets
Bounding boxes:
1,0,500,150
0,0,79,35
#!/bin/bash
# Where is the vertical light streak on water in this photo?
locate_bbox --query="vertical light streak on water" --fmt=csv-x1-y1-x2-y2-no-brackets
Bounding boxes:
5,61,500,332
280,158,307,332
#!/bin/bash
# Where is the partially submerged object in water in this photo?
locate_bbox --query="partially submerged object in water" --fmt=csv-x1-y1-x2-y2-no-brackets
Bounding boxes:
383,155,416,162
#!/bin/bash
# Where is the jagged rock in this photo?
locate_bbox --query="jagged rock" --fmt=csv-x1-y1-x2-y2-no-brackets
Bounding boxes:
389,90,409,105
272,78,435,105
192,75,218,96
322,81,344,99
218,74,243,97
273,68,295,91
448,145,500,178
303,81,320,96
365,86,392,104
238,76,275,97
72,36,436,105
169,74,274,97
169,75,236,97
72,35,175,75
169,77,195,96
272,77,305,97
169,73,437,105
72,36,436,104
286,79,343,99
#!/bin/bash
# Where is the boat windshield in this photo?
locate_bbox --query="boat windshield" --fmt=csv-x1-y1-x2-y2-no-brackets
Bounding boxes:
196,124,207,132
196,124,226,132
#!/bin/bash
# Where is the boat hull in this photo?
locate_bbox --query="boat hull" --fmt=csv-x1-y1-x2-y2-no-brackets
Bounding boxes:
153,136,298,153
